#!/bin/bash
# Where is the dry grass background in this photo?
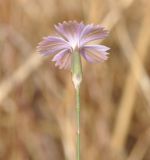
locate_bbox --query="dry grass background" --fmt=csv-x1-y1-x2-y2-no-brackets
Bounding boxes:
0,0,150,160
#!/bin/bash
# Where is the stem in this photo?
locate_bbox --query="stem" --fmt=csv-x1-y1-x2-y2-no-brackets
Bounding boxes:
71,51,82,160
76,86,80,160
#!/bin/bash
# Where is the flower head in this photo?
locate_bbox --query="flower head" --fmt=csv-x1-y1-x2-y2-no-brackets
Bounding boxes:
37,21,110,69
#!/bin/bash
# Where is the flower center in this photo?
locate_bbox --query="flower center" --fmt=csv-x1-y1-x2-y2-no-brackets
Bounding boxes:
68,36,80,52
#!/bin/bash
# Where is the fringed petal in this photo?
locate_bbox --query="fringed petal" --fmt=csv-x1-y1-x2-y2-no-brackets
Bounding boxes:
80,25,109,46
80,45,110,63
36,36,70,56
54,52,71,69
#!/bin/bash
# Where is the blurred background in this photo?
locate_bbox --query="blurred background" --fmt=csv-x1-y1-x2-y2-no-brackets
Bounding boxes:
0,0,150,160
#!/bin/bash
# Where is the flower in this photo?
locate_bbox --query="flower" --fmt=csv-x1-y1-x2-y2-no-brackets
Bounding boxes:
37,21,110,69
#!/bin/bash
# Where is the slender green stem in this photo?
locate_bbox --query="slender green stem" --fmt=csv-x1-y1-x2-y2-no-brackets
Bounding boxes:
71,51,82,160
76,86,80,160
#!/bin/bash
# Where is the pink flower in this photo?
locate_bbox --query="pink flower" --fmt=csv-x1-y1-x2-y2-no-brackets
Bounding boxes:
37,21,110,69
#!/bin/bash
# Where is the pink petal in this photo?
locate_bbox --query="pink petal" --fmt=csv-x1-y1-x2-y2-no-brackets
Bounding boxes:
54,52,71,69
54,21,85,42
52,48,69,61
37,36,70,55
79,25,109,46
80,45,110,63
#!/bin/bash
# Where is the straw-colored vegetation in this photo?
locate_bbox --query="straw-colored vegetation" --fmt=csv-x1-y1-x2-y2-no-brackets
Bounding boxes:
0,0,150,159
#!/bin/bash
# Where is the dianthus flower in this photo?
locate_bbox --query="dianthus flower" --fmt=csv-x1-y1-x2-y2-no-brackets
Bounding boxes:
37,21,109,69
